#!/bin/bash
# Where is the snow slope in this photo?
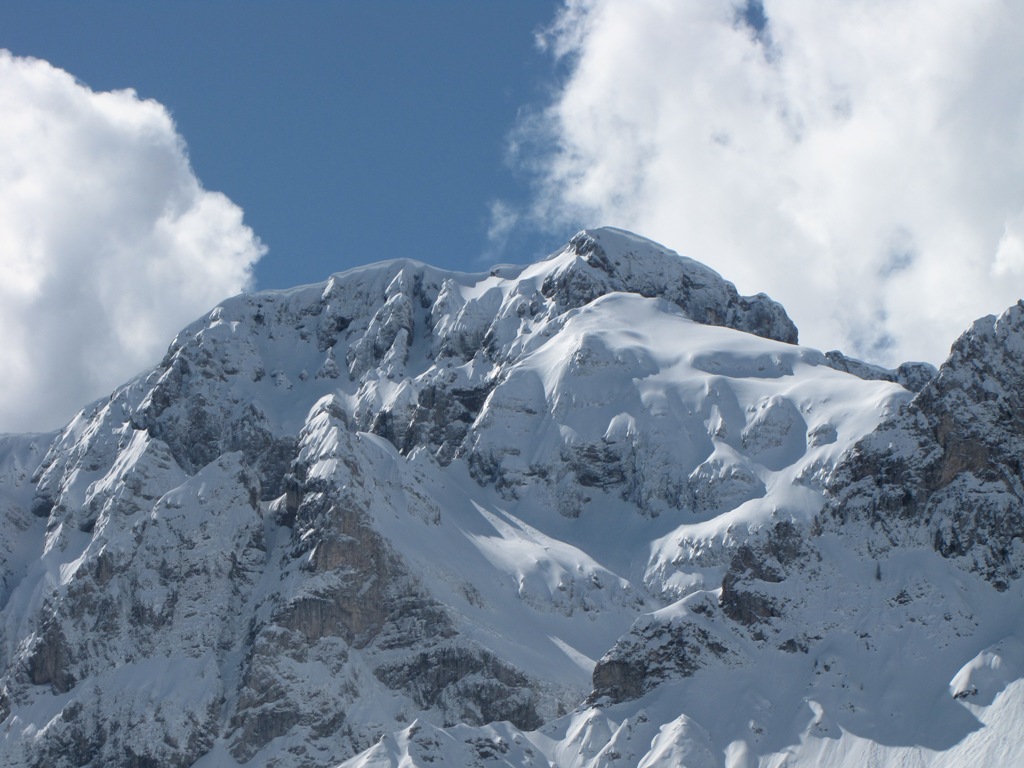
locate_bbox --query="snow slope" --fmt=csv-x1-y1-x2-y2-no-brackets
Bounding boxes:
4,228,1022,768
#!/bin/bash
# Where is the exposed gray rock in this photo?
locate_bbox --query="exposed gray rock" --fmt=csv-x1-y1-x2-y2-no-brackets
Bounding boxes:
374,645,542,729
827,302,1024,588
824,350,937,393
545,230,798,344
589,612,735,704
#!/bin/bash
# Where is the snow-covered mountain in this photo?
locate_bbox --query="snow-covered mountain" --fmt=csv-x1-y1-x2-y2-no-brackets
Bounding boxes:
1,227,1021,767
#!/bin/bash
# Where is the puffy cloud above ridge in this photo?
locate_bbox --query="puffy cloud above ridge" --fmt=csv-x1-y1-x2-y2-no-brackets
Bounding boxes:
0,51,265,433
517,0,1024,366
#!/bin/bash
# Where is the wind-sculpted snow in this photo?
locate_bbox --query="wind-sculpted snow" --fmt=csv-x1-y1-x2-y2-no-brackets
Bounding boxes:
1,228,1023,767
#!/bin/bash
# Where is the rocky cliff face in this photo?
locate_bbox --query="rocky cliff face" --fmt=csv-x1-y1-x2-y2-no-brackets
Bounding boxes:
826,303,1024,587
1,228,1021,768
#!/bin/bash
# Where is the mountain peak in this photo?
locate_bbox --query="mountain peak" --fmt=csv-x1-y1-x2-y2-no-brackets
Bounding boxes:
540,228,799,344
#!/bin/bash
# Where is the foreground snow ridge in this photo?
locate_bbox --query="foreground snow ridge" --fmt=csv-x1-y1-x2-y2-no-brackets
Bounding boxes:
2,228,1022,767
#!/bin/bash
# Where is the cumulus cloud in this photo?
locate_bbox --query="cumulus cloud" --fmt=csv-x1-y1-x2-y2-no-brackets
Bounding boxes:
520,0,1024,365
0,51,265,433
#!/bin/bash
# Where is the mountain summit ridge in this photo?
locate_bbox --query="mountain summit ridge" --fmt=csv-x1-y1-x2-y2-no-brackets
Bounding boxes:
1,228,1020,768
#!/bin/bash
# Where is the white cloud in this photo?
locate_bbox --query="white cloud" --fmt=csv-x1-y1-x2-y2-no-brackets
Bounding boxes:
994,210,1024,278
0,51,265,433
521,0,1024,366
483,199,521,262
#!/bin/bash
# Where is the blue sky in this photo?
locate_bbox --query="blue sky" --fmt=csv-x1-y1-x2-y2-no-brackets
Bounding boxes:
0,0,563,290
2,1,1023,432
